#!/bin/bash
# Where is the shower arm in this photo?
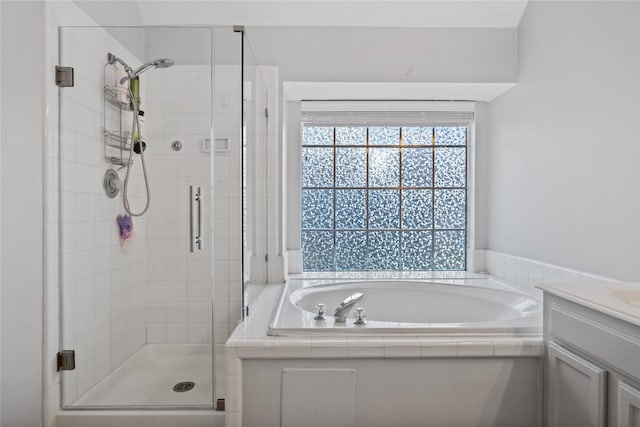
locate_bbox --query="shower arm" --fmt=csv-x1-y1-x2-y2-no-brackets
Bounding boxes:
107,53,133,76
131,63,155,78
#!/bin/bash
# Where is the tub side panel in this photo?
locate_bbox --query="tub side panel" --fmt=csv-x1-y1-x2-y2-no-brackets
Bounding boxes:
242,358,541,427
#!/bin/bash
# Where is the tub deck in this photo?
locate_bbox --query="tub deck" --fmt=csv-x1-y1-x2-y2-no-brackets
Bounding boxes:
269,275,542,336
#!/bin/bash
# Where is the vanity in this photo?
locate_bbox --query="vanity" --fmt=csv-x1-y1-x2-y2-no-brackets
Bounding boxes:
537,281,640,427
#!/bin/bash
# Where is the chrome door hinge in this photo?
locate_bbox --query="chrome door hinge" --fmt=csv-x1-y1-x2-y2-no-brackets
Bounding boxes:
55,66,74,87
56,350,76,371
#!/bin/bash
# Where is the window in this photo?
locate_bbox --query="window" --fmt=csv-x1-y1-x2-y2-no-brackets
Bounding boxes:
301,123,467,272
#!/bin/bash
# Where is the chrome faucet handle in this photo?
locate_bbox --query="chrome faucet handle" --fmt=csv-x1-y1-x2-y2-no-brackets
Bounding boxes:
314,303,327,320
353,307,367,325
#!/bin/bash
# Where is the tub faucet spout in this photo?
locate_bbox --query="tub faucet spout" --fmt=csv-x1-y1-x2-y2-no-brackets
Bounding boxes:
334,292,365,323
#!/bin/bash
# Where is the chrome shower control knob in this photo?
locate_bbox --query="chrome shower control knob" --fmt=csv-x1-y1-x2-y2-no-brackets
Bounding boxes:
354,307,367,325
314,303,327,320
103,169,120,198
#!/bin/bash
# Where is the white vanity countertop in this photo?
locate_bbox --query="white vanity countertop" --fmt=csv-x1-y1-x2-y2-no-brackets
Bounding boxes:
536,281,640,327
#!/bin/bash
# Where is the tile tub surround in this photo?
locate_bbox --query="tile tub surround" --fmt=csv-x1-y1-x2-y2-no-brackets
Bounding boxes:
225,281,544,427
485,250,618,297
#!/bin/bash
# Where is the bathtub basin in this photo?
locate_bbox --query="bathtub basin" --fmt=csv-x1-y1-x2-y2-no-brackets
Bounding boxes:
269,279,541,336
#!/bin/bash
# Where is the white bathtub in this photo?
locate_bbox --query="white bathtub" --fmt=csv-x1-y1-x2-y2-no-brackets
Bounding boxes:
269,278,541,336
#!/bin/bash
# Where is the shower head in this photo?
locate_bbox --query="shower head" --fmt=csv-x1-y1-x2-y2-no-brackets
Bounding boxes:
110,54,175,84
129,59,175,79
150,58,174,69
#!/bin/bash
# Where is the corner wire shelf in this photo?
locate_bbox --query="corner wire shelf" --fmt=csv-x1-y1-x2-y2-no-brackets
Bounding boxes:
103,85,132,111
103,63,134,168
103,129,132,167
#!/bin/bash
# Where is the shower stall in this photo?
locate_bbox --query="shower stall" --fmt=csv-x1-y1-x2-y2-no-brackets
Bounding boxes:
56,24,251,411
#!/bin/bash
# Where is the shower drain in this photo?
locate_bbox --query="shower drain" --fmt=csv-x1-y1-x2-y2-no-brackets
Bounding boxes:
173,381,195,392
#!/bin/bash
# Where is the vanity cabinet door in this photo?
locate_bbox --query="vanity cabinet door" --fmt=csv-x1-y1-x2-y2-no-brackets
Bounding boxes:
547,342,607,427
617,381,640,427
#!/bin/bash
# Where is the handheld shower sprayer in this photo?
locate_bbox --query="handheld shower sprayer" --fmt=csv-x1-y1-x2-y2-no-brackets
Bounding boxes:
106,52,175,217
107,53,175,84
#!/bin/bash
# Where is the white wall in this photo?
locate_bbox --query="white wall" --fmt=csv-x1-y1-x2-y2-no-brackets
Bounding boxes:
487,1,640,281
0,1,3,422
1,2,45,426
144,27,212,66
474,102,490,251
0,0,2,419
283,101,301,255
245,26,517,83
72,1,145,60
136,1,527,31
245,66,281,284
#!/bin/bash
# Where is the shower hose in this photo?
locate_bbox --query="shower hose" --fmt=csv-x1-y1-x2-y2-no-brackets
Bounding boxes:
122,88,150,217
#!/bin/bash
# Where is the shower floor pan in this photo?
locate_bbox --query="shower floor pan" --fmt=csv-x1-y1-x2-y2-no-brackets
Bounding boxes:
72,344,213,407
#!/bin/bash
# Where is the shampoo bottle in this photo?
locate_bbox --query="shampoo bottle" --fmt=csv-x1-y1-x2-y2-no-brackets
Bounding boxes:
129,76,140,108
115,68,129,104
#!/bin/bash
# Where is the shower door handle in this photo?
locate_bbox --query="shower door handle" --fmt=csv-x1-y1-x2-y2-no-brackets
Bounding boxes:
190,185,203,252
196,187,203,251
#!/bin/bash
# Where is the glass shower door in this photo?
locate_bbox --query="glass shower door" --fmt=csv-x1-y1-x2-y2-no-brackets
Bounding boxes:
58,26,214,409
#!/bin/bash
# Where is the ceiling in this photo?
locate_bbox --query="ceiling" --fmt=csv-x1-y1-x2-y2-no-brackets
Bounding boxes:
134,0,529,28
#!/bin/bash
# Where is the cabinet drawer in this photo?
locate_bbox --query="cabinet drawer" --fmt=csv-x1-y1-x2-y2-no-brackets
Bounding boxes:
549,304,640,379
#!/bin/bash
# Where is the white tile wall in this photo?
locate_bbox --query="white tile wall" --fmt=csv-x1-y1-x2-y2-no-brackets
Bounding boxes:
485,249,618,297
42,6,221,424
43,23,151,422
56,27,149,406
143,64,213,346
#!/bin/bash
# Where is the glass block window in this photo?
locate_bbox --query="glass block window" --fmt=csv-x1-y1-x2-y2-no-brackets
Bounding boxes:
301,126,467,271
